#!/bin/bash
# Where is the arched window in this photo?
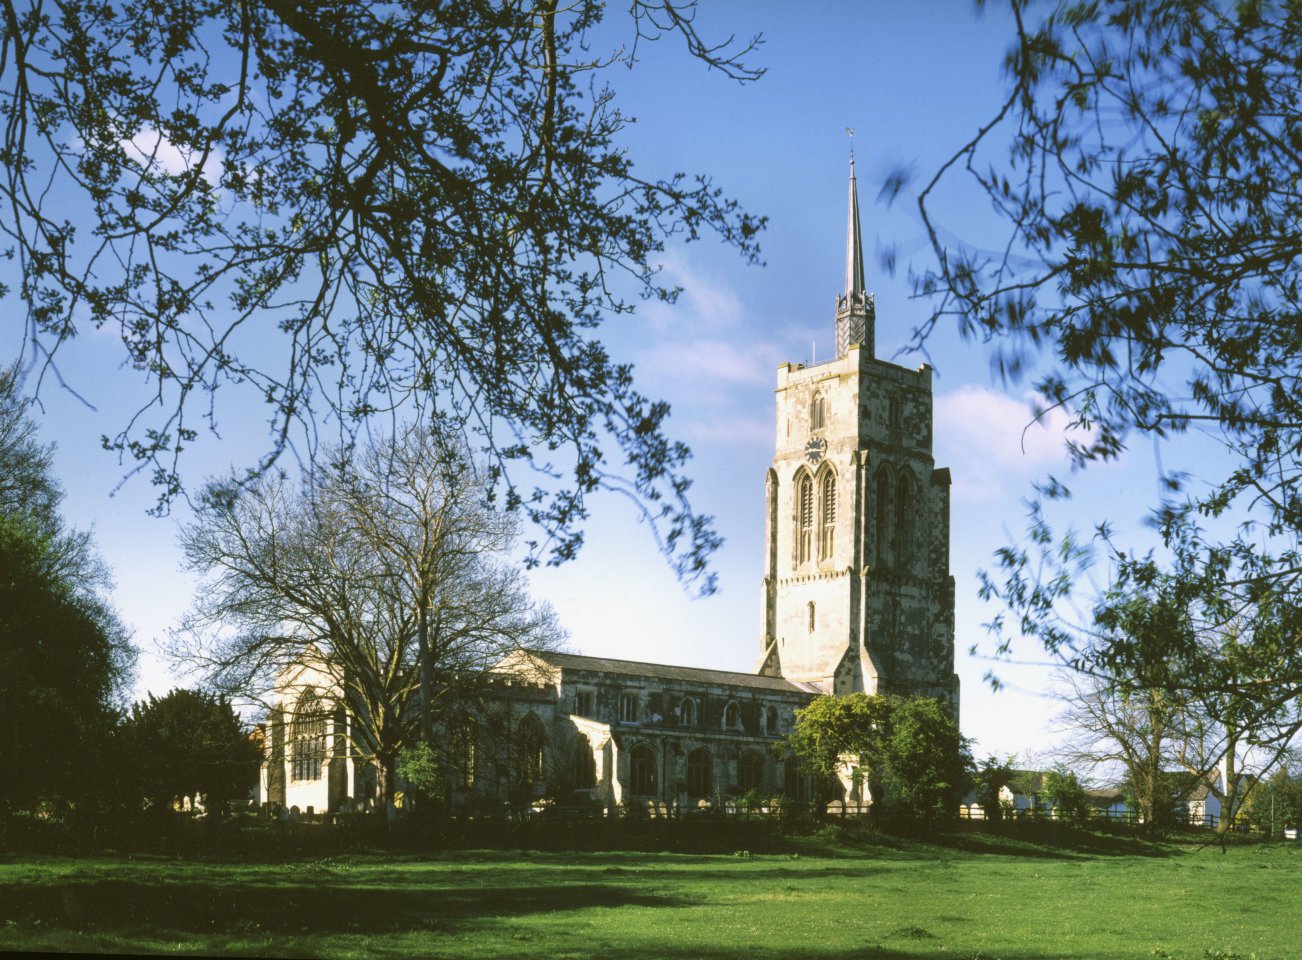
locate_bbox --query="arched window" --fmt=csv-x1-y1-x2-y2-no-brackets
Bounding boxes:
619,691,639,723
687,748,713,797
796,472,814,564
630,744,657,795
291,689,326,782
572,734,596,789
452,720,476,789
807,601,816,633
819,471,837,560
895,470,914,563
810,392,826,431
763,705,779,736
679,696,697,727
516,713,546,784
888,394,902,429
739,751,765,793
875,465,895,565
723,700,741,730
784,754,810,802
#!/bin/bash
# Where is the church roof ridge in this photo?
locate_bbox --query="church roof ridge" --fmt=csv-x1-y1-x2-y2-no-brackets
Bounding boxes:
531,650,820,694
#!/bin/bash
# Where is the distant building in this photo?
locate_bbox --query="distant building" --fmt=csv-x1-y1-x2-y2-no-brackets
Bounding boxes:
258,154,959,814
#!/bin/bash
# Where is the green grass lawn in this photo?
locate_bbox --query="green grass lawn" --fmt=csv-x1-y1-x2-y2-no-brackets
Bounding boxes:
1,833,1298,959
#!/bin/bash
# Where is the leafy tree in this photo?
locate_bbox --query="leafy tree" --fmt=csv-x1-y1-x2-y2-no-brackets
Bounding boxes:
1243,759,1302,838
1041,765,1089,823
786,693,972,823
910,0,1302,752
0,368,134,816
971,754,1017,822
0,0,765,591
178,423,563,808
120,688,262,816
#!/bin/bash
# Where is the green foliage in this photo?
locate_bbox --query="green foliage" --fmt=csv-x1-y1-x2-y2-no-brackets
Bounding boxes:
0,369,133,816
1243,762,1302,835
1041,766,1089,823
972,755,1017,821
119,689,262,816
913,0,1302,754
0,2,767,589
786,693,972,822
397,742,444,808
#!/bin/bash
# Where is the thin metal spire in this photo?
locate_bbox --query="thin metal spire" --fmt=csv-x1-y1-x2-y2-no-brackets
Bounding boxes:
844,129,865,300
835,128,874,358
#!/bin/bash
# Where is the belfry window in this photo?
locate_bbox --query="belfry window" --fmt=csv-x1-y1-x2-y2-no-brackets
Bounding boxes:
796,473,813,564
810,393,826,431
895,471,914,562
819,472,837,560
291,690,326,782
875,465,895,565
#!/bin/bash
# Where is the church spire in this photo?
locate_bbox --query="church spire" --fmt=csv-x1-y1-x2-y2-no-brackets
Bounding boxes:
834,134,875,359
845,147,865,301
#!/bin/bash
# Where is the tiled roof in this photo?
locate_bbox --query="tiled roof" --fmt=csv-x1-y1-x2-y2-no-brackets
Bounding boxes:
531,651,822,695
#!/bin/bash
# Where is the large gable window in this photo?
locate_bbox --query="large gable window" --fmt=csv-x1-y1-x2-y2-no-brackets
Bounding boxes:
291,689,326,782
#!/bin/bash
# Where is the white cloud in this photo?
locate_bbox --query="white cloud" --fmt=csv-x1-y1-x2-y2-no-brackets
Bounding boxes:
934,385,1096,501
641,251,743,335
678,413,772,447
121,126,224,187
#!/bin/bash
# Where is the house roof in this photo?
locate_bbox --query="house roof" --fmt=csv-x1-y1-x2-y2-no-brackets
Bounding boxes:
528,650,823,696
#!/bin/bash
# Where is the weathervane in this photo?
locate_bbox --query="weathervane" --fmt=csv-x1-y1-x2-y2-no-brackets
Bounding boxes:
846,126,855,165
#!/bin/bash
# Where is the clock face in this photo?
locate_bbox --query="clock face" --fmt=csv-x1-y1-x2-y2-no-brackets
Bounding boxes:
805,436,828,464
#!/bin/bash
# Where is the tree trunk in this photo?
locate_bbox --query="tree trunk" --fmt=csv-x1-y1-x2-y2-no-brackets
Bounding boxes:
418,599,433,744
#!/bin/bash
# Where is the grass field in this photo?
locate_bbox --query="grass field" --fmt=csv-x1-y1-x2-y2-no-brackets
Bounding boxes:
1,831,1299,959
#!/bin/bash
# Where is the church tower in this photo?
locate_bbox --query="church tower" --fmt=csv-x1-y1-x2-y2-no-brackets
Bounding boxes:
757,153,959,717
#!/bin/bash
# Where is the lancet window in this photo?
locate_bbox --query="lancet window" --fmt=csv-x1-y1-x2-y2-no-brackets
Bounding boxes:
818,471,837,560
796,472,814,564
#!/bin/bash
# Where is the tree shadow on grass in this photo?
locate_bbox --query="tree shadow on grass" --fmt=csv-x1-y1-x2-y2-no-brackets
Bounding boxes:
0,878,686,936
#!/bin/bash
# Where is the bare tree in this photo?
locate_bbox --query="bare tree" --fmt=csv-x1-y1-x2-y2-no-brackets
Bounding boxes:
0,0,765,592
177,422,563,805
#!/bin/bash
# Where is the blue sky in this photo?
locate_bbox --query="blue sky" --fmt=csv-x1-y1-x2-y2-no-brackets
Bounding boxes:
7,3,1220,763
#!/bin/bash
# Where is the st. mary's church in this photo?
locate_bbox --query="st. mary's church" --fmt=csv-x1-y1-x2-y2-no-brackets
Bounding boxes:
259,155,959,815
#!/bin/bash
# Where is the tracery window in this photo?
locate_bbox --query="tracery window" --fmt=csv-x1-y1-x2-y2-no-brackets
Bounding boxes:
619,691,639,723
630,744,657,795
796,472,814,564
291,689,326,782
687,748,713,797
738,751,765,793
516,712,546,784
819,471,837,560
452,720,476,789
572,734,596,789
679,696,698,727
723,700,741,730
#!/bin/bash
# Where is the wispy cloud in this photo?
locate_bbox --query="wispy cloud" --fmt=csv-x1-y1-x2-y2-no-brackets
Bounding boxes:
935,385,1097,501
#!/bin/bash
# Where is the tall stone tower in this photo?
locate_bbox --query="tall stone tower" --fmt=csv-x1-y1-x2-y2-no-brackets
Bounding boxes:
757,154,959,718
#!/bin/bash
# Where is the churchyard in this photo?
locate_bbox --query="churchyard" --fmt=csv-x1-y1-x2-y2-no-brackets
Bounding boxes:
1,831,1298,959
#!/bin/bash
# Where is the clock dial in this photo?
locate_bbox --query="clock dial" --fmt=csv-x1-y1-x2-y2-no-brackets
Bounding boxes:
805,436,828,463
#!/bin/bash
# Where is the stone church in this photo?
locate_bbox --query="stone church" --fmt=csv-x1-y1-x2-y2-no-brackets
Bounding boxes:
259,156,959,816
